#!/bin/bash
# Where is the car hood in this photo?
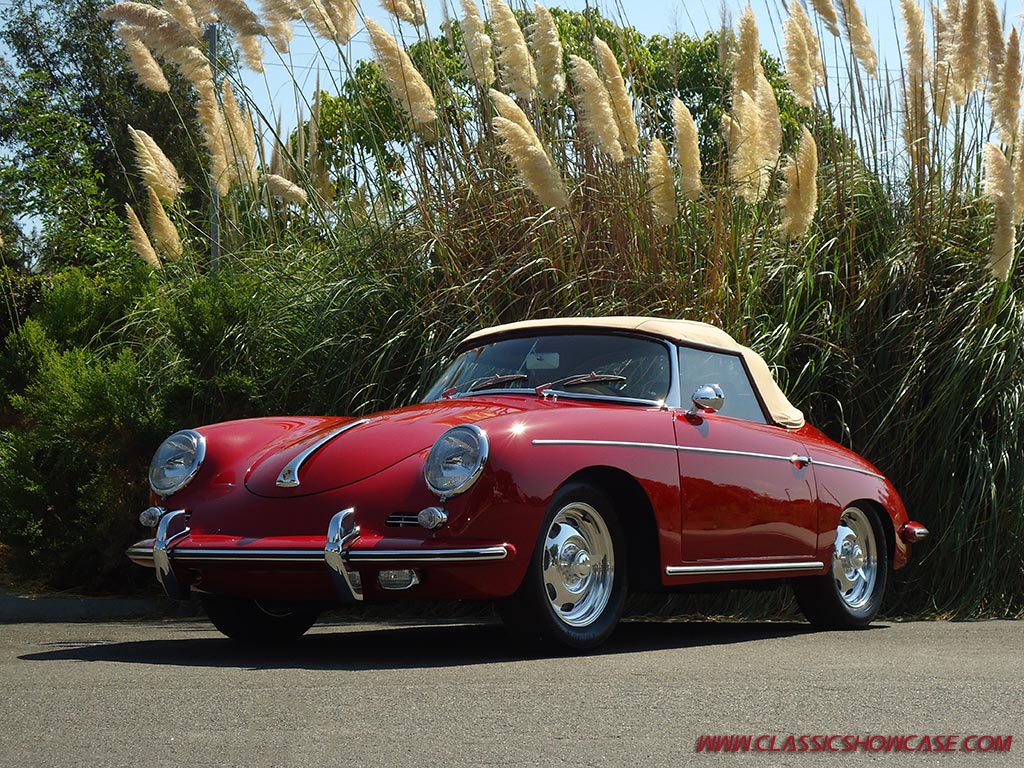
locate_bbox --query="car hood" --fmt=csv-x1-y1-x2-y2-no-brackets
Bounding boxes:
242,400,528,498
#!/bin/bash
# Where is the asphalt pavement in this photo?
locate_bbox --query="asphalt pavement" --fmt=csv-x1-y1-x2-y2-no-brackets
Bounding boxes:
1,616,1021,767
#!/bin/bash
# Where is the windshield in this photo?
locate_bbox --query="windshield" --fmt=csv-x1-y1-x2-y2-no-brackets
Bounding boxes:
423,333,671,403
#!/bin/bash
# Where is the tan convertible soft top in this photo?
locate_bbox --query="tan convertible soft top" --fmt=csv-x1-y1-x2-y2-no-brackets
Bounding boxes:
461,316,805,429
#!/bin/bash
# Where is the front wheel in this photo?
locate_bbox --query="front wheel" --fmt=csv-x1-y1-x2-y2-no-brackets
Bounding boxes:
793,504,888,629
499,483,627,651
201,595,320,643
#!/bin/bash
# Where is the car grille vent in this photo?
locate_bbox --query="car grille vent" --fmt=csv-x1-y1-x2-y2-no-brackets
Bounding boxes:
385,513,421,528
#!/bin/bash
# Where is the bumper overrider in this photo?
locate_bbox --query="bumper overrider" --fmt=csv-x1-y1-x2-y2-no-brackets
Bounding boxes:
127,508,514,602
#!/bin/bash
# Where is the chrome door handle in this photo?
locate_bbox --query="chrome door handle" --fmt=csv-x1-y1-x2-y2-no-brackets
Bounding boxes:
790,454,812,468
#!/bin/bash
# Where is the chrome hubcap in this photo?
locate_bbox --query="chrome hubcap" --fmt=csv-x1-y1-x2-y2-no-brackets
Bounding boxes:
832,507,878,610
542,502,614,627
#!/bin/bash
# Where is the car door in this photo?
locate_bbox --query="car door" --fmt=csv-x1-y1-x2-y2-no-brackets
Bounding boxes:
672,345,819,564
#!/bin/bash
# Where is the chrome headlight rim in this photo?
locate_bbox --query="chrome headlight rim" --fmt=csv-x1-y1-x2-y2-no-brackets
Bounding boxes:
423,424,489,499
149,429,206,498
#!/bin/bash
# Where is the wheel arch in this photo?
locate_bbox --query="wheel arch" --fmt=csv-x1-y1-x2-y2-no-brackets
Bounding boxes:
848,498,896,567
563,466,662,591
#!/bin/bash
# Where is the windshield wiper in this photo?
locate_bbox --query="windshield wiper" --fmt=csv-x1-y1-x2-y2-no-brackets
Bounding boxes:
442,373,528,398
535,372,627,396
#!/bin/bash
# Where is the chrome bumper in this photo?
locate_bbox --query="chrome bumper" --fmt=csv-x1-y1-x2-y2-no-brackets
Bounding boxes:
129,507,512,602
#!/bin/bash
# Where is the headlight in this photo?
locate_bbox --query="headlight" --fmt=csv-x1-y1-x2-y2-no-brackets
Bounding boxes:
149,429,206,497
423,425,489,498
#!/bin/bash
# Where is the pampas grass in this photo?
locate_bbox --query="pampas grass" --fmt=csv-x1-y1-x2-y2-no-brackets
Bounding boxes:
365,18,437,131
532,4,565,102
196,79,232,195
732,5,764,99
568,54,624,162
294,0,337,40
223,81,258,187
983,143,1016,280
725,90,767,200
811,0,841,36
779,125,818,240
460,0,495,87
993,28,1022,147
646,138,676,227
982,0,1005,84
594,37,639,157
672,97,702,199
489,0,538,100
381,0,426,26
784,10,815,106
951,0,982,102
116,26,170,92
840,0,878,76
209,0,266,36
125,204,161,268
265,172,309,205
491,116,568,208
147,187,183,260
791,1,825,86
164,0,201,37
260,0,299,53
325,0,358,45
128,127,183,203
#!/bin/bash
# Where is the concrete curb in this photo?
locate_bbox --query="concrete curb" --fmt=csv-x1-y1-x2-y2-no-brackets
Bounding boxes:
0,587,202,623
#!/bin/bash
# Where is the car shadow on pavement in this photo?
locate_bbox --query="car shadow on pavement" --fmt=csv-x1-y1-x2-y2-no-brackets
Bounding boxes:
17,619,887,670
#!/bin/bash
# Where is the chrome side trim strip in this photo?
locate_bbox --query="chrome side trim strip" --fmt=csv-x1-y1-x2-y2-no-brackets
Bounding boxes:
170,549,326,563
345,546,511,563
808,459,885,480
276,419,369,488
666,560,825,576
127,546,155,567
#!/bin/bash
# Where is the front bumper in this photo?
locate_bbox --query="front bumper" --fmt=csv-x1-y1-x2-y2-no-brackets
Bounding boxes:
128,508,515,602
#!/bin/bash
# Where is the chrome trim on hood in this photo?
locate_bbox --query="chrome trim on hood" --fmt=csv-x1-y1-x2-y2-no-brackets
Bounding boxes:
276,419,369,488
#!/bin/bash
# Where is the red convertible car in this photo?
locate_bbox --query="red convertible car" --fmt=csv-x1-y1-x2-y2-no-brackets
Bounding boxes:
128,317,928,650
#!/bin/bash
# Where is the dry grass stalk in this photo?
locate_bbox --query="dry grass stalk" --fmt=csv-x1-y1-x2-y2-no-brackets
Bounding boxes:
459,0,495,87
646,138,677,227
594,37,639,157
125,204,161,268
780,125,819,240
901,0,931,171
810,0,841,36
116,26,170,92
950,0,982,102
209,0,266,35
840,0,878,76
489,0,538,100
531,4,565,102
492,116,568,208
672,97,702,199
164,0,201,37
147,187,183,260
983,142,1016,279
568,54,624,163
265,173,309,205
365,18,438,130
982,0,1005,83
784,12,815,106
270,115,289,179
732,5,764,99
993,28,1021,147
307,86,335,204
791,1,825,85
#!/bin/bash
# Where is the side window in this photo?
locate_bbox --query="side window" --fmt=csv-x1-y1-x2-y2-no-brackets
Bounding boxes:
678,346,768,424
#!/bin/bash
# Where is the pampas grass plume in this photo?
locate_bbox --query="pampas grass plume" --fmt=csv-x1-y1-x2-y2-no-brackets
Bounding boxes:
733,5,764,98
147,187,182,260
951,0,982,102
125,204,161,269
489,0,538,100
784,12,815,106
594,37,639,157
811,0,841,36
983,142,1016,280
841,0,878,76
381,0,425,26
164,0,201,37
780,125,819,241
492,116,568,209
460,0,495,86
532,4,565,102
117,27,170,92
756,71,781,173
294,0,337,40
223,81,258,186
672,97,702,199
196,80,232,195
129,127,183,203
727,90,766,201
325,0,358,45
239,34,264,72
489,89,534,137
982,0,1005,83
266,173,309,205
365,17,437,130
647,138,676,227
209,0,266,36
100,3,197,52
568,54,624,163
994,28,1022,147
792,1,825,86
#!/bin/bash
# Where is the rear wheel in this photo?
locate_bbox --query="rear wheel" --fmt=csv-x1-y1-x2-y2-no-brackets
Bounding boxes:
793,505,888,629
499,483,627,651
201,595,320,643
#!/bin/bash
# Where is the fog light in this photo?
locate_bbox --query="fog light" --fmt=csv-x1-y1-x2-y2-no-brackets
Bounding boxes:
139,506,166,527
417,506,448,530
378,569,420,590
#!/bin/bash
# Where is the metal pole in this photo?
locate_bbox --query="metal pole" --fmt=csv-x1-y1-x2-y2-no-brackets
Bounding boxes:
204,23,220,271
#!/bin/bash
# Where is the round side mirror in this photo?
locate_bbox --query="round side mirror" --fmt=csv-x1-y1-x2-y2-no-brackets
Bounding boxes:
689,383,725,414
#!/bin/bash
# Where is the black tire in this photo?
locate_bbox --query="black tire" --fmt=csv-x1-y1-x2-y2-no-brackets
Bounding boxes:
499,483,627,651
201,595,320,644
793,504,888,629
